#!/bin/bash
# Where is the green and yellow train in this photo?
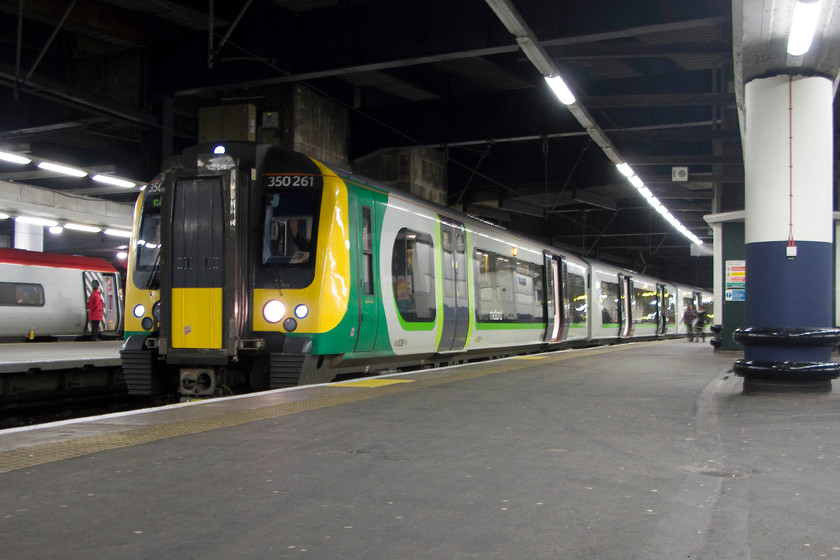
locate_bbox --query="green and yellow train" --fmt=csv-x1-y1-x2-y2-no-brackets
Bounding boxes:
121,142,711,398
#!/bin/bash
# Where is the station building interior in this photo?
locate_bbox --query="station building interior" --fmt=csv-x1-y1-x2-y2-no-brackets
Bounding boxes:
0,0,838,291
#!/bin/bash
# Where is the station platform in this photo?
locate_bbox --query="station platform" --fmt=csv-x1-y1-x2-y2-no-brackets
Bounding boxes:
1,339,839,559
0,340,122,374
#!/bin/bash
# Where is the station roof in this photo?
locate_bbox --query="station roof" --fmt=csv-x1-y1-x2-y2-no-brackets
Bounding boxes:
0,0,838,285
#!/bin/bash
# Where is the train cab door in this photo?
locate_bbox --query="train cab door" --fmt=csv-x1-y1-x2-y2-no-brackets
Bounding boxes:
354,204,379,352
544,253,563,343
83,271,122,334
438,219,469,352
169,176,226,350
619,275,633,337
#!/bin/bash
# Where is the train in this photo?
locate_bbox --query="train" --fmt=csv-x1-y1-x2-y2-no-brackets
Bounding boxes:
121,142,712,398
0,248,123,341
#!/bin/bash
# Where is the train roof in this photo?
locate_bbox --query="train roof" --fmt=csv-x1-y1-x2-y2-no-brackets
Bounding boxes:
0,248,118,272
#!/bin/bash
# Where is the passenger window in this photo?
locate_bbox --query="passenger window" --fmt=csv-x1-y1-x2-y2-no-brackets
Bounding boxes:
633,287,658,324
473,248,543,323
569,271,587,325
392,228,436,322
0,282,45,306
601,281,619,325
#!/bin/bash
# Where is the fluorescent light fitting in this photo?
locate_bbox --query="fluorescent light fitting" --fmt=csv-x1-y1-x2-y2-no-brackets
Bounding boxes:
0,212,9,220
49,226,63,234
116,252,128,260
629,176,645,190
37,161,87,177
104,228,132,238
92,174,135,188
0,150,31,164
639,186,653,199
648,197,662,208
616,162,634,177
15,215,58,227
787,0,822,56
545,75,576,105
63,223,102,233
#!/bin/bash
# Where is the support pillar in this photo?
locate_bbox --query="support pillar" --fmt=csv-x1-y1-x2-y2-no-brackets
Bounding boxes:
734,74,840,392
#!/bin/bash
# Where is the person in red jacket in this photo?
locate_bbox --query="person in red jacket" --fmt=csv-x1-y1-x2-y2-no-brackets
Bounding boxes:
86,280,104,341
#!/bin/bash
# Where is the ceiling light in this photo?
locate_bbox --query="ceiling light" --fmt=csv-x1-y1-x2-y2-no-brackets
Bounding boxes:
648,197,662,208
0,150,31,164
92,174,136,188
616,162,634,177
63,223,102,233
15,215,58,227
545,75,576,105
787,0,822,56
628,176,644,190
37,161,87,177
49,226,63,234
639,186,653,199
116,252,128,260
0,212,9,220
104,228,132,238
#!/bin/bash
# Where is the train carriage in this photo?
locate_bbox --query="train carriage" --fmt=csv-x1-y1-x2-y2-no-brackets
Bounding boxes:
121,142,711,399
0,248,123,340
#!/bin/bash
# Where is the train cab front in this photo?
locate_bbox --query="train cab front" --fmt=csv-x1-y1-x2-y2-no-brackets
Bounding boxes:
250,147,353,387
121,143,353,399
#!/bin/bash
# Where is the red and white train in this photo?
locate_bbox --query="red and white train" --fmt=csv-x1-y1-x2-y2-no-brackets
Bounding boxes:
0,248,123,340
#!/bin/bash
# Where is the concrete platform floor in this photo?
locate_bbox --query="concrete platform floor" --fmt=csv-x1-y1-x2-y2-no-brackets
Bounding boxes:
1,339,839,559
0,340,123,373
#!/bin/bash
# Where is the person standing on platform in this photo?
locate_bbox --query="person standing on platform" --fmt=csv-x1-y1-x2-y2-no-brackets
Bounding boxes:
683,303,697,342
695,306,708,343
86,280,104,341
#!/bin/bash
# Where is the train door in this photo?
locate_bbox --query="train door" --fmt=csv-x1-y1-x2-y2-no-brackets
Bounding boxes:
656,284,669,335
438,219,469,352
354,204,379,352
619,275,633,337
83,271,122,334
169,177,225,349
544,253,562,343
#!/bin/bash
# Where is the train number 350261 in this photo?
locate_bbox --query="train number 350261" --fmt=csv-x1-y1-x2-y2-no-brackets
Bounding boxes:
265,174,316,188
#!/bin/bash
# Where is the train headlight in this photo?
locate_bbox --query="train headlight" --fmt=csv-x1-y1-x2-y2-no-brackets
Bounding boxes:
283,317,298,332
294,304,309,319
133,304,146,318
263,300,286,323
141,317,154,331
152,301,161,321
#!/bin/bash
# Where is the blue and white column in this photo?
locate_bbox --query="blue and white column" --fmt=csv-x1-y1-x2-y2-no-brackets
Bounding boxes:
734,74,840,391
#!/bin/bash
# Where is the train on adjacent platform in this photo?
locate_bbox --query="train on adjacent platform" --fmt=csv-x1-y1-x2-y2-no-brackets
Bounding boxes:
121,142,712,398
0,248,123,341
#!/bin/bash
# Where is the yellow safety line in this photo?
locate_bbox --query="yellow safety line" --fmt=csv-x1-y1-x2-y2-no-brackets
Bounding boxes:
0,343,639,474
338,379,415,387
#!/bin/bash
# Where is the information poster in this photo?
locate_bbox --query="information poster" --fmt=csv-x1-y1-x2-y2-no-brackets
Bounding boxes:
725,260,745,301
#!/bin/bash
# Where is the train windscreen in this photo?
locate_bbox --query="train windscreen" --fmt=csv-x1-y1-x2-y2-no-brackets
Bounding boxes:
133,191,162,289
262,192,320,266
